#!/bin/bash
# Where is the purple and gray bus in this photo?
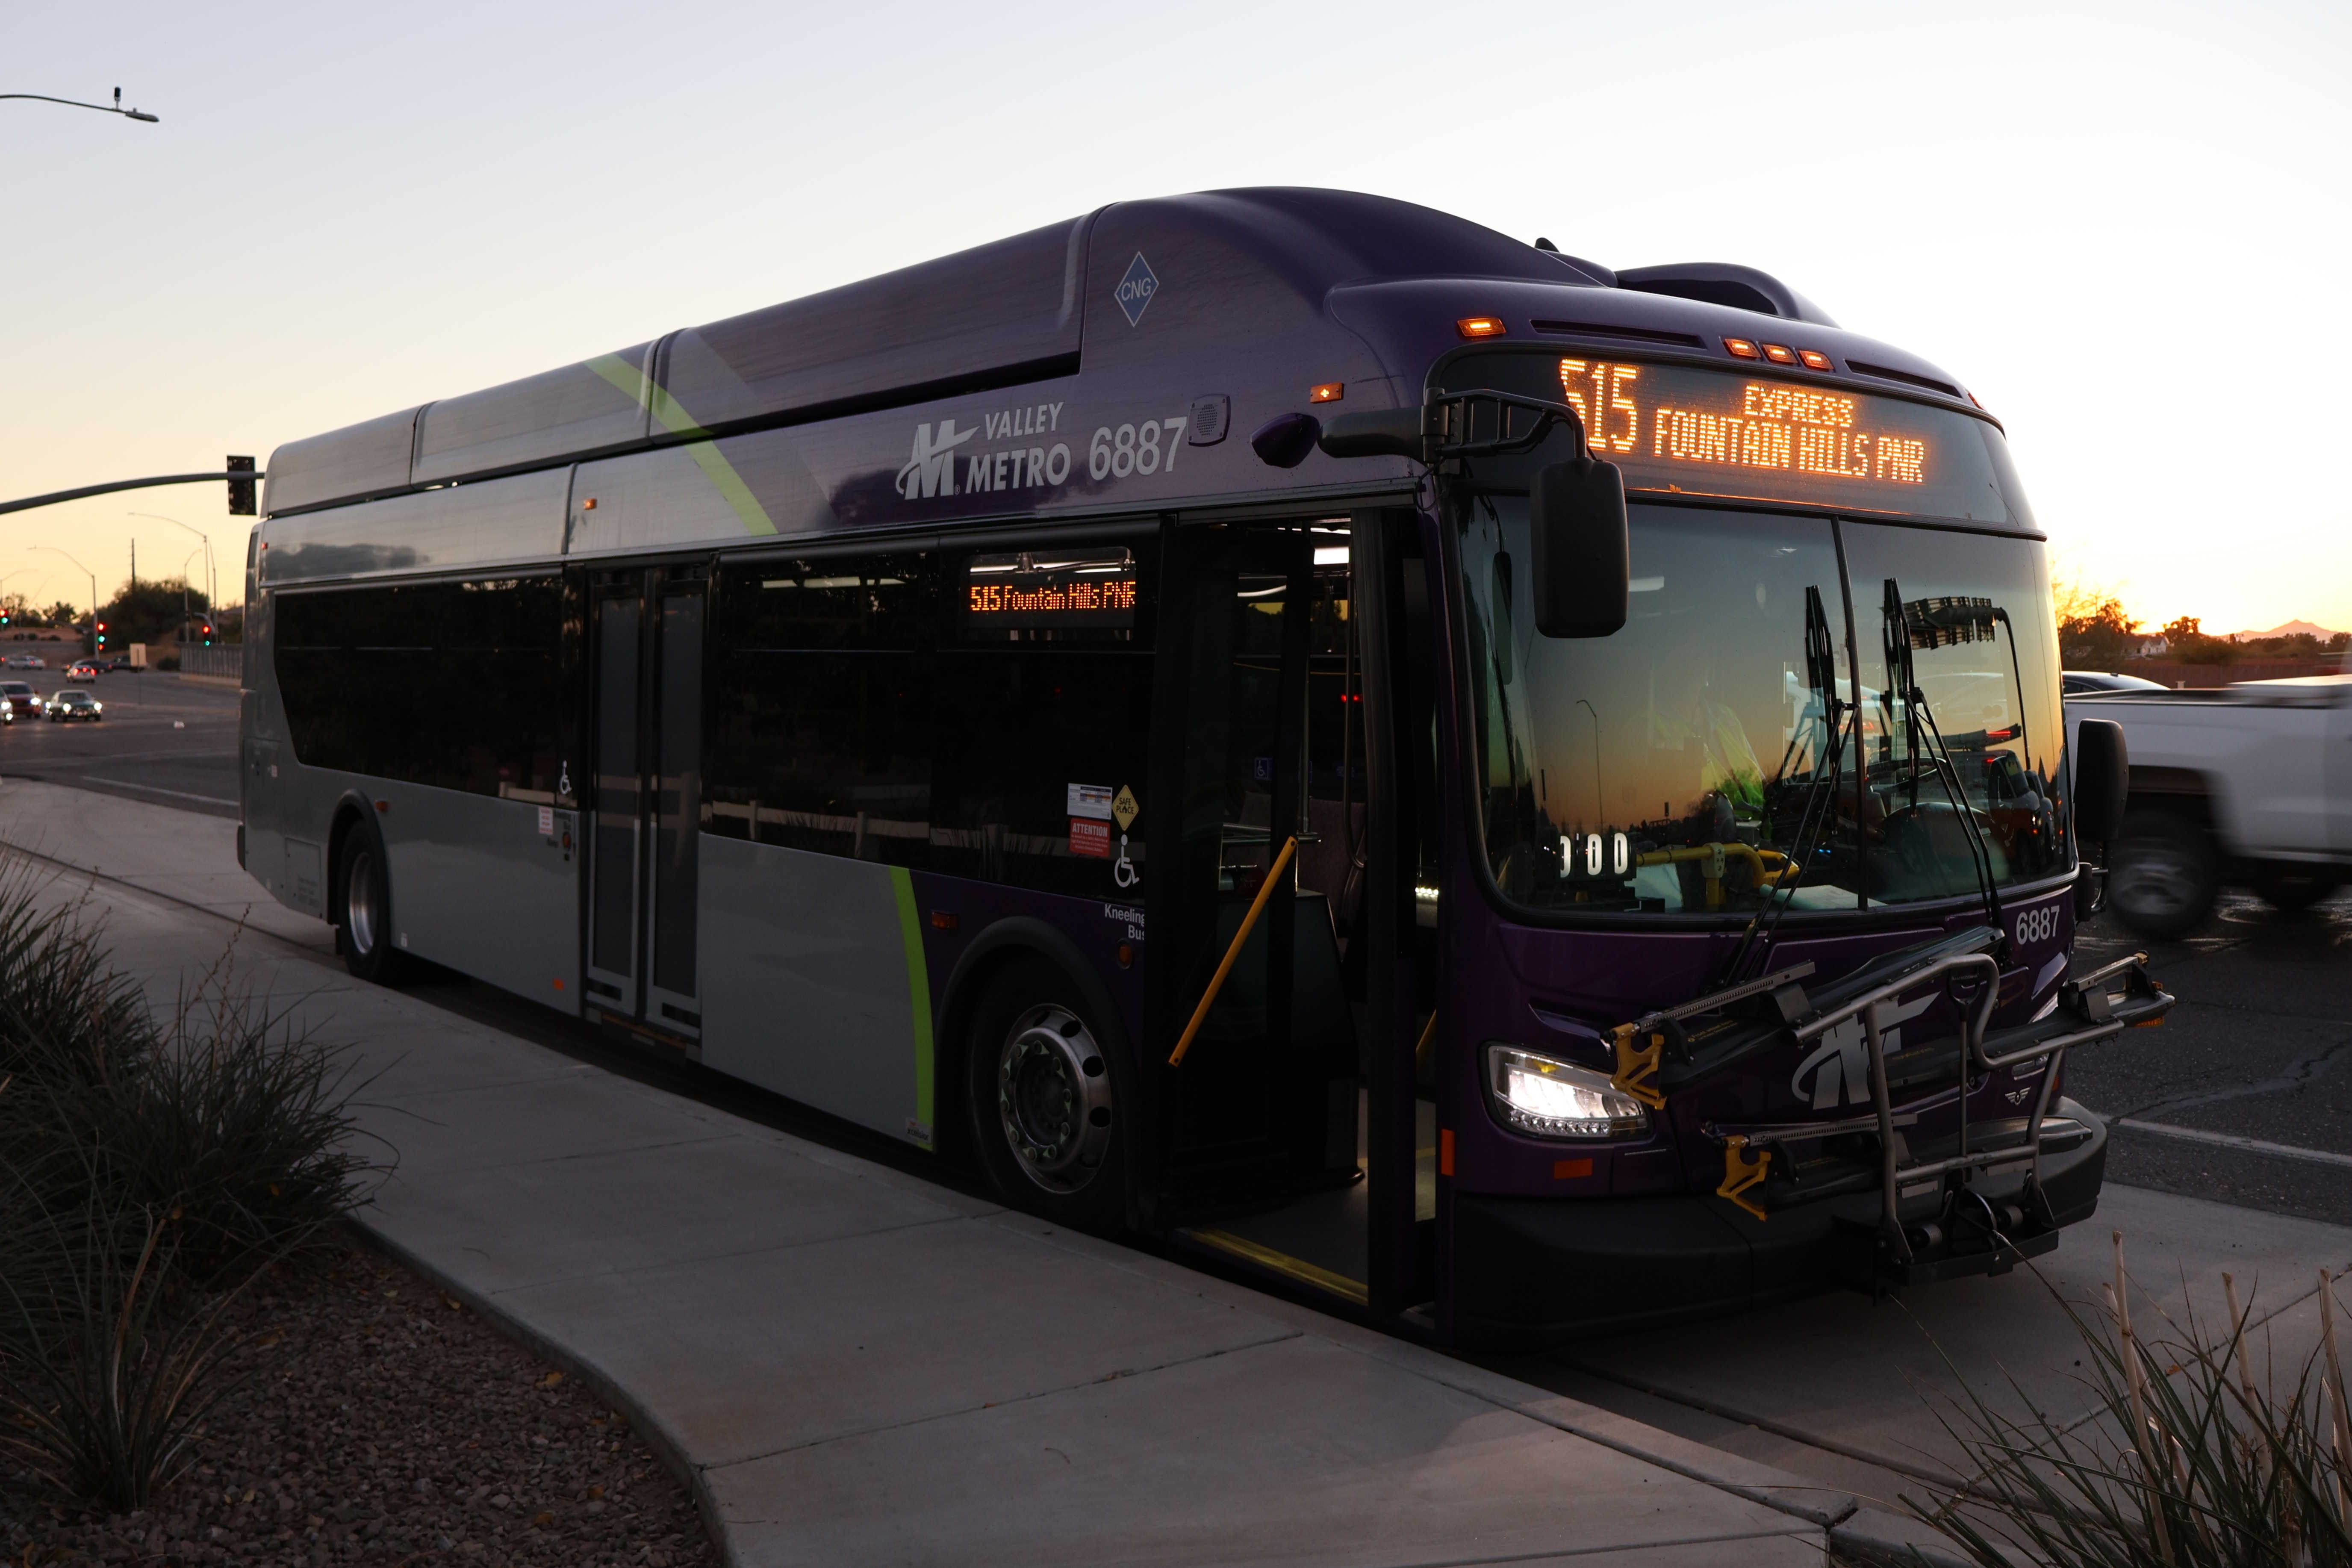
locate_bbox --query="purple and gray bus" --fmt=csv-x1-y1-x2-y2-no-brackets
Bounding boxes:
238,189,2168,1342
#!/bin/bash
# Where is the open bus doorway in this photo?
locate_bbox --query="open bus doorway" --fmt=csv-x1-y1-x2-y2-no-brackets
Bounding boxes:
1152,513,1436,1317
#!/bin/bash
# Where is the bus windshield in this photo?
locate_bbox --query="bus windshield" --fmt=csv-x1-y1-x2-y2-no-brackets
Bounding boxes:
1457,501,2069,916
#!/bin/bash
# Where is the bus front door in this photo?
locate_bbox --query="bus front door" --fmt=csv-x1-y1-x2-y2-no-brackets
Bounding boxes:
584,566,706,1045
1155,515,1424,1316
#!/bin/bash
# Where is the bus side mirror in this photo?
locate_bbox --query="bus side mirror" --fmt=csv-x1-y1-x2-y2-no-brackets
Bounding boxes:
2072,718,2128,843
1530,459,1628,638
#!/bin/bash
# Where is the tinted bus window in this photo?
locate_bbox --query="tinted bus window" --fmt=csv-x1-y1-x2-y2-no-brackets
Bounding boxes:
704,555,938,864
274,578,562,799
933,543,1156,897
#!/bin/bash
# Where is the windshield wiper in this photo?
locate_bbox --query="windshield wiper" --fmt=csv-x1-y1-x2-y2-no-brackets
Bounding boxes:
1719,583,1851,984
1881,579,2006,935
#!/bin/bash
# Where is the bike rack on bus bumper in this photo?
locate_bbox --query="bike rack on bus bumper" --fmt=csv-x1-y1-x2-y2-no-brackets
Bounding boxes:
1779,948,2170,1279
1611,938,2174,1288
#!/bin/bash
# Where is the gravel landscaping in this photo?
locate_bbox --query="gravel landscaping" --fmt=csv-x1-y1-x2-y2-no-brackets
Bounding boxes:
2,1236,717,1567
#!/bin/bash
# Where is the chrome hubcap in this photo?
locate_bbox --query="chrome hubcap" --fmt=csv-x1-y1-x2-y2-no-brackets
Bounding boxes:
347,848,379,956
995,1004,1112,1195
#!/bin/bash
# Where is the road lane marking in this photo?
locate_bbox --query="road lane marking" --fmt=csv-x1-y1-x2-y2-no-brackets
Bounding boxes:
77,775,238,808
2114,1117,2352,1170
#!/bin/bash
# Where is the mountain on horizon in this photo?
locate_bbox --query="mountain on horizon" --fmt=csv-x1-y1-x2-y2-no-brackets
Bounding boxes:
2228,619,2344,642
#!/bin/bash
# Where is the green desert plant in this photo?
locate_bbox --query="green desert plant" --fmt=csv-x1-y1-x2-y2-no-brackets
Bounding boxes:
0,844,384,1509
0,857,155,1098
106,982,381,1279
1912,1232,2352,1567
0,1176,282,1511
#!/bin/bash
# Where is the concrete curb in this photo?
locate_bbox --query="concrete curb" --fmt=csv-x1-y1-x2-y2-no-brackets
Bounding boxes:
346,1215,750,1568
1827,1506,1980,1568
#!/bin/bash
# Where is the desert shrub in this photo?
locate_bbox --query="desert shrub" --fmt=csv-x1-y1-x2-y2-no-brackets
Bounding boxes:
1915,1232,2352,1567
0,848,380,1508
0,1173,277,1511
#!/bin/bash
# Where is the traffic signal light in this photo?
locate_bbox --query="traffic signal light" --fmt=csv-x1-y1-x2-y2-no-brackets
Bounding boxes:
95,620,107,650
201,622,214,645
227,455,256,517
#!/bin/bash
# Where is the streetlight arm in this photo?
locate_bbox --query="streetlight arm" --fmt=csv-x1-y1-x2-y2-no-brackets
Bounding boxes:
0,92,158,122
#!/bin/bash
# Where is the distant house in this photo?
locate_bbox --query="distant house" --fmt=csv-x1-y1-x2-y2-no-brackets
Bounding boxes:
2132,635,2170,657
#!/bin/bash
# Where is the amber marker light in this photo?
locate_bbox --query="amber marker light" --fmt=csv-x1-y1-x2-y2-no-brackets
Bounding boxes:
1762,343,1797,365
1456,316,1507,339
1309,382,1345,404
1798,349,1832,371
1723,337,1760,359
581,497,598,510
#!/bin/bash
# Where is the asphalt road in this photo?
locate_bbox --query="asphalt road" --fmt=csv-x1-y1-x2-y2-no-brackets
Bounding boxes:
2068,883,2352,1226
0,667,240,819
7,669,2345,1228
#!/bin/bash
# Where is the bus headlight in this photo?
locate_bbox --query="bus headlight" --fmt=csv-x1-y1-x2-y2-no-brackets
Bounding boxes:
1483,1044,1649,1139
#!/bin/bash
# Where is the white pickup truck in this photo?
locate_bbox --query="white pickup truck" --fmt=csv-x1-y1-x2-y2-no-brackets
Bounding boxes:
2066,669,2352,936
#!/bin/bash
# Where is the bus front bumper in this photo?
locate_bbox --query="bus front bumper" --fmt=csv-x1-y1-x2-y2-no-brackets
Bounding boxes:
1449,1099,2107,1348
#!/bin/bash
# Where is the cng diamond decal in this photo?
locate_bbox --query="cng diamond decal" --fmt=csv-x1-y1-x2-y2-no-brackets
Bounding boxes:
1114,253,1160,326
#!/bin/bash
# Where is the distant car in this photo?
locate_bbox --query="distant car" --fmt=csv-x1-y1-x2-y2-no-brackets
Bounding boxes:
2062,670,2169,696
65,662,99,682
43,690,101,722
100,656,141,673
6,654,46,670
0,681,39,720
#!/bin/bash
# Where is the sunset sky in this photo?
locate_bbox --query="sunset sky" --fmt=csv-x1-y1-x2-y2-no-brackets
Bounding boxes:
6,0,2346,633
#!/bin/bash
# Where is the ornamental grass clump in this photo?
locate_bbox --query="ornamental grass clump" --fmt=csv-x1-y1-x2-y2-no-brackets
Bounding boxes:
1913,1231,2352,1568
0,849,383,1510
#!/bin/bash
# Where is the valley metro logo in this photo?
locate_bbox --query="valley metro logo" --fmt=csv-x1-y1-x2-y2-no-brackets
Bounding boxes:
1114,253,1159,326
896,418,977,499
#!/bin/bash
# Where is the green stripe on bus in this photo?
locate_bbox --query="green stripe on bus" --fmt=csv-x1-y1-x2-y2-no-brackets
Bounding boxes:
890,866,936,1146
582,354,778,537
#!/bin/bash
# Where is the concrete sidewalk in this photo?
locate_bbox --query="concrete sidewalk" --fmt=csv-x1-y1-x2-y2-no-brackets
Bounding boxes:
0,779,1937,1566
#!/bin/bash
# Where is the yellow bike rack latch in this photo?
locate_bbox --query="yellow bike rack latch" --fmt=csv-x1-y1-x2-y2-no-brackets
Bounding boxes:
1610,1023,1667,1111
1718,1135,1771,1222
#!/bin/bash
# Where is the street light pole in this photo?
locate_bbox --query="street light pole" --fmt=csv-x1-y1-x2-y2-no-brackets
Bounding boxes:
32,546,100,654
177,545,203,645
0,88,159,123
130,512,214,615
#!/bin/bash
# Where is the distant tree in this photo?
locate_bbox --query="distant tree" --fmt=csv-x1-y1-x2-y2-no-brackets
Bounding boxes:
2057,592,2142,668
2159,615,2237,666
98,577,210,645
41,601,80,629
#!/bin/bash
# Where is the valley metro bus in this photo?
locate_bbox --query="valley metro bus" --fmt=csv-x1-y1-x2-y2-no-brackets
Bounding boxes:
239,189,2169,1342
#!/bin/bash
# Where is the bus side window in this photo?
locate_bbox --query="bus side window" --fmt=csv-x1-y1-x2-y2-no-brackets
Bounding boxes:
931,540,1157,896
704,554,937,865
276,577,562,801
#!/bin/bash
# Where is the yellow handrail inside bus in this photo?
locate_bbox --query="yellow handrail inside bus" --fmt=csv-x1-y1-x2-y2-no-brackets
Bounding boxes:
1634,842,1794,909
1168,836,1297,1067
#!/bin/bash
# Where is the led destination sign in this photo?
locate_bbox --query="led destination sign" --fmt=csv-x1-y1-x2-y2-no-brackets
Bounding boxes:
1562,360,1928,487
1441,355,2025,525
965,551,1137,631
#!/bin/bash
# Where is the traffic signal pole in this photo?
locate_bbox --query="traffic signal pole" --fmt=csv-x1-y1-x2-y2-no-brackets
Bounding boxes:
0,463,261,518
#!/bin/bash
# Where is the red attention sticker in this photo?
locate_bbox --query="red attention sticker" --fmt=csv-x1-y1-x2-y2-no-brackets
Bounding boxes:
1069,818,1111,859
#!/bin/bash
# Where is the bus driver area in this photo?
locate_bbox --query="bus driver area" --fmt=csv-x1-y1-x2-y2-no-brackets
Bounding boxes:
242,187,2170,1371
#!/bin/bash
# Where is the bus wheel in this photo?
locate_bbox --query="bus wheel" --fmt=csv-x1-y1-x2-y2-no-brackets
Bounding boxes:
336,827,405,985
965,960,1126,1233
2107,809,2216,940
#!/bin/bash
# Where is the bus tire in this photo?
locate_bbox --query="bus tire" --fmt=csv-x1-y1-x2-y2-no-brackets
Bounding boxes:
964,956,1129,1235
334,815,406,985
2106,808,2216,940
